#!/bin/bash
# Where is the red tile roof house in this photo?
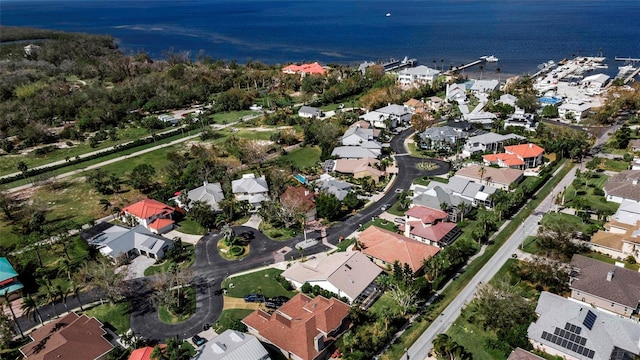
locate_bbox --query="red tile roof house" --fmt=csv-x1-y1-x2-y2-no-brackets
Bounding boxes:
281,62,327,77
400,206,462,247
20,312,114,360
357,225,440,273
121,199,176,234
242,293,351,360
483,143,545,170
280,186,317,223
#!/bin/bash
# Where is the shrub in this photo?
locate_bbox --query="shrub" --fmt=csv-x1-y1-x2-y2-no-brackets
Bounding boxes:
229,246,244,256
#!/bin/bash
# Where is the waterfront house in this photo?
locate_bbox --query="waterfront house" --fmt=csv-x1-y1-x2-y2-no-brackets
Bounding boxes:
242,294,350,360
282,62,326,76
397,65,440,87
470,79,499,95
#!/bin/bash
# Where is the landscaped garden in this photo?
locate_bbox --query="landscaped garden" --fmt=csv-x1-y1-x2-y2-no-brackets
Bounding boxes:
158,286,196,324
221,268,296,299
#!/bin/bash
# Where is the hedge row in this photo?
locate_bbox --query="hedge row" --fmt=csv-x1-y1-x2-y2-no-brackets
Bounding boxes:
1,124,200,186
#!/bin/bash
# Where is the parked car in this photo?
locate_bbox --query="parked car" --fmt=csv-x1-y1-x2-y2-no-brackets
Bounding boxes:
265,296,290,309
380,203,391,211
192,334,206,346
244,293,264,302
394,217,405,224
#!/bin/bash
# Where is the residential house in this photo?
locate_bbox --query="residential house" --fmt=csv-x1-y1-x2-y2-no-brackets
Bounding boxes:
455,165,524,191
331,146,380,159
462,132,525,156
401,206,462,247
446,83,467,104
20,312,114,360
298,106,324,119
483,143,545,170
558,99,591,121
498,94,518,107
360,110,392,129
232,173,269,208
569,254,640,318
195,330,271,360
129,347,155,360
411,183,473,221
470,79,499,95
404,98,426,114
507,348,545,360
282,251,382,304
375,104,413,125
341,124,380,146
358,61,376,75
122,199,176,234
397,65,440,87
590,219,640,263
357,226,440,272
280,186,317,223
0,257,23,301
174,181,224,211
331,157,386,183
282,62,326,76
420,175,497,208
243,294,350,360
84,224,173,262
604,170,640,204
427,96,444,111
504,110,537,131
527,291,640,360
630,139,640,153
158,114,179,126
314,174,351,201
419,126,469,151
463,111,497,128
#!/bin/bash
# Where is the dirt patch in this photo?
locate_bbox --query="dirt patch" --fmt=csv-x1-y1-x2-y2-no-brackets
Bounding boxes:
223,295,265,311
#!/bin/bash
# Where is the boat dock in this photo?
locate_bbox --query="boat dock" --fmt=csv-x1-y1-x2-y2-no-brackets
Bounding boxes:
623,67,640,84
450,59,482,72
615,57,640,63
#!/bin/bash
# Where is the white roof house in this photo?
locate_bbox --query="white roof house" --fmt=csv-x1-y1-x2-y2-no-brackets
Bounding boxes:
581,74,610,89
397,65,441,87
462,132,525,155
175,181,224,211
87,224,173,261
375,104,413,125
463,111,497,127
528,291,640,360
360,111,392,129
498,94,518,107
314,174,351,201
232,173,269,206
470,79,499,95
298,106,324,119
558,99,592,121
282,251,382,303
195,330,270,360
341,126,378,146
331,146,380,159
446,83,467,104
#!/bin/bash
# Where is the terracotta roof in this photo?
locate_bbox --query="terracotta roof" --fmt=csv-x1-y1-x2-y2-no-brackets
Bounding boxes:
129,347,155,360
570,254,640,308
122,199,174,220
604,170,640,202
504,143,545,158
20,312,113,360
483,153,525,166
280,186,316,212
242,294,350,360
456,165,524,186
357,226,440,272
405,206,447,224
404,221,459,244
282,62,326,75
148,218,175,230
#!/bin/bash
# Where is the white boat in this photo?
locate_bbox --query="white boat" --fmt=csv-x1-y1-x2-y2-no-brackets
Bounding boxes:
386,13,391,17
481,55,499,63
619,65,637,74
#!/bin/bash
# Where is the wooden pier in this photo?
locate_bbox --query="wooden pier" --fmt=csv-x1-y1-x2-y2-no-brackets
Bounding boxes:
450,59,483,72
624,67,640,84
615,57,640,62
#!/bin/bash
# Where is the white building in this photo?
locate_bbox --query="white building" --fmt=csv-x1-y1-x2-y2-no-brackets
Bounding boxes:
232,173,269,207
397,66,440,87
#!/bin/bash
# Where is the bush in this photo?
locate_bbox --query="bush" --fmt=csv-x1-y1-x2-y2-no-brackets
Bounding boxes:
229,246,244,256
301,282,312,294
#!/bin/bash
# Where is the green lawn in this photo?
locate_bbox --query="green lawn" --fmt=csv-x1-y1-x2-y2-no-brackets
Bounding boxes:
602,158,630,172
144,244,195,276
335,237,355,252
83,301,130,334
448,309,502,360
214,309,254,333
260,222,297,241
539,212,592,234
177,220,207,235
368,292,402,318
277,146,321,171
581,251,640,271
361,218,398,232
563,173,619,214
222,268,297,299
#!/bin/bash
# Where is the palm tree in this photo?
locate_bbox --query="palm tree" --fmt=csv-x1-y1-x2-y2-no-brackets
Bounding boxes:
99,198,111,213
69,280,84,311
3,290,24,338
495,67,501,82
457,202,468,222
432,333,454,358
21,294,43,325
43,286,60,318
56,284,72,313
221,224,235,245
478,165,486,185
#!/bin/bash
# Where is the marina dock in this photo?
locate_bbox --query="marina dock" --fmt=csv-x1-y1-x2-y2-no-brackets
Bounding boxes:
450,59,483,72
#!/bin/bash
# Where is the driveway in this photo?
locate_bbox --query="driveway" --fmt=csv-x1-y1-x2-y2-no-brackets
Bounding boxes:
120,256,156,280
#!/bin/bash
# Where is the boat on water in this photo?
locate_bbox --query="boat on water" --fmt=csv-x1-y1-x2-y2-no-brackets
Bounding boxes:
386,13,391,17
619,64,637,74
481,55,499,63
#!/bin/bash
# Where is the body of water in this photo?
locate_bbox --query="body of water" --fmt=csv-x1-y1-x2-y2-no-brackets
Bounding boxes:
2,0,639,77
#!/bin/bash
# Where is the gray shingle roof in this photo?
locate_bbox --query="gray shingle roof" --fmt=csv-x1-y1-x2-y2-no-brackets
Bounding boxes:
187,182,224,211
570,254,640,308
604,170,640,202
529,291,640,360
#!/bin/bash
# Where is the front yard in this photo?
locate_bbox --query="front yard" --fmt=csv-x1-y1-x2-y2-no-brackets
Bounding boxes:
222,268,297,299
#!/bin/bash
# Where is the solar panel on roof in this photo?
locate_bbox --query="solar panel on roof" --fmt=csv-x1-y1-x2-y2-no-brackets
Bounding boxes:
583,310,597,330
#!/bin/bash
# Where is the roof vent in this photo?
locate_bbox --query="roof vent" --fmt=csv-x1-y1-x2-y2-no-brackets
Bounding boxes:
229,331,245,342
607,270,614,281
212,342,227,354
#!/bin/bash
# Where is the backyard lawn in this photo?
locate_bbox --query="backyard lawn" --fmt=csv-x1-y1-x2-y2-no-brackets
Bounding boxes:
277,146,321,171
539,212,592,234
213,309,254,333
176,220,207,235
222,268,297,299
562,173,619,215
602,158,630,172
83,301,131,334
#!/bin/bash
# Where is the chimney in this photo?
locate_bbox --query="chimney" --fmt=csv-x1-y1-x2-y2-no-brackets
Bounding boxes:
529,143,533,148
404,218,411,238
633,178,638,186
203,180,208,186
607,270,614,281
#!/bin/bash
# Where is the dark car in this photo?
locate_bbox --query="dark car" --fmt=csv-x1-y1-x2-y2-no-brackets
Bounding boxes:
265,296,290,309
239,231,254,240
244,293,264,302
192,334,206,346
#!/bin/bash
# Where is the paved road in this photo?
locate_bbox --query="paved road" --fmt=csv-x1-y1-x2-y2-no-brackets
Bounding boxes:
405,164,578,360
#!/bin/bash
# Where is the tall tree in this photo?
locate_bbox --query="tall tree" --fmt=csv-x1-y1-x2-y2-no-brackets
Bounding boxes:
20,294,43,326
3,290,23,338
129,164,156,191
